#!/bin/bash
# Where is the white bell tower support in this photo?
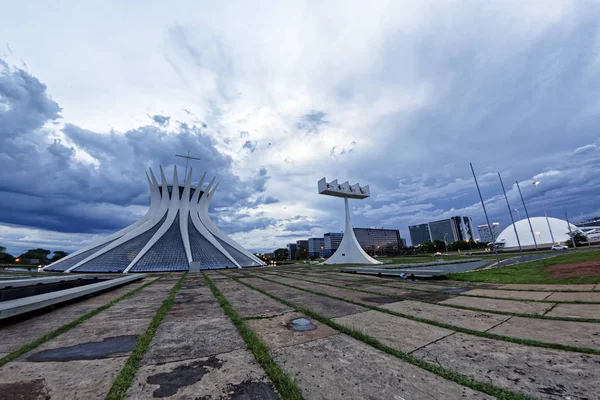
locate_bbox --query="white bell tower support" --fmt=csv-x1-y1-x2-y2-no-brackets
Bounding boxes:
318,178,382,265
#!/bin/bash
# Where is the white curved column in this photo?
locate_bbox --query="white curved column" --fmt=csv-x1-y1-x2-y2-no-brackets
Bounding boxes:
43,169,161,271
323,197,381,265
178,168,194,264
190,177,241,267
199,182,265,266
124,166,184,272
65,165,172,272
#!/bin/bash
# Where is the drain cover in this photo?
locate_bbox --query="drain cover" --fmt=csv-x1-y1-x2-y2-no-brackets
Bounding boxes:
286,317,317,332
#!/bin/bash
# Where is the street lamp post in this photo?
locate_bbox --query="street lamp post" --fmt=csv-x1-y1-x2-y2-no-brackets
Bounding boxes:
516,180,539,251
498,173,523,260
533,181,556,244
443,233,449,254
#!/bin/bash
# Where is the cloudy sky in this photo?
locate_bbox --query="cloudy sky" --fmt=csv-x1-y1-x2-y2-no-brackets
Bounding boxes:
1,1,600,255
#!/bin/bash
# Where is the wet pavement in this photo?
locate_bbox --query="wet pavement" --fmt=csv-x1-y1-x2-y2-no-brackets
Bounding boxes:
1,266,599,400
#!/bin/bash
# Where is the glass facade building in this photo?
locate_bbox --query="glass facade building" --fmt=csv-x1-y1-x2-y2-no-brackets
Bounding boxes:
477,223,500,243
409,216,475,245
324,232,343,256
286,243,298,260
308,237,325,258
408,224,431,246
353,228,401,255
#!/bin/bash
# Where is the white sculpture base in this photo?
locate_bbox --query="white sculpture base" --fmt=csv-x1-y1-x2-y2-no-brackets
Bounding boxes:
323,198,382,265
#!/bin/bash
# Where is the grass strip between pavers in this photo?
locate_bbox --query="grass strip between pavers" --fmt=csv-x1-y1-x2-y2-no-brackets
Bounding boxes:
285,270,600,304
267,271,600,324
0,275,163,368
202,272,304,400
106,273,186,400
219,271,532,400
237,271,600,356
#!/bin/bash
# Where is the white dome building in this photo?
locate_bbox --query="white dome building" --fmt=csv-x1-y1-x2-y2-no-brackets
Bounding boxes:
495,217,578,248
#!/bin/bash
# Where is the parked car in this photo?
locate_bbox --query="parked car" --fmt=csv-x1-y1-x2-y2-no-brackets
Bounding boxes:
551,245,568,251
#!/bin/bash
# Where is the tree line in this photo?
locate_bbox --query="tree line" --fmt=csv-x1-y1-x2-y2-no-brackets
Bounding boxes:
0,246,69,265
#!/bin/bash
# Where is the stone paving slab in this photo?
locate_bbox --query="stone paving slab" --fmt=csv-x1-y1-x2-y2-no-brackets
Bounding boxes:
382,300,510,331
379,281,457,292
545,303,600,319
500,283,597,291
273,333,492,400
264,274,404,306
143,317,246,365
595,283,600,291
28,318,151,352
0,304,99,356
413,332,600,400
488,316,600,349
462,289,552,300
545,291,600,302
440,296,555,315
240,277,367,318
0,358,126,400
127,349,278,399
247,311,338,350
0,276,177,399
0,279,148,355
212,278,292,318
332,309,454,353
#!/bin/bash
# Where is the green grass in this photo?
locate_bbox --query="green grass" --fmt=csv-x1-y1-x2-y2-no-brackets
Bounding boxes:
106,273,186,400
0,276,162,368
202,272,304,400
268,270,600,323
238,271,600,356
449,250,600,284
221,271,532,400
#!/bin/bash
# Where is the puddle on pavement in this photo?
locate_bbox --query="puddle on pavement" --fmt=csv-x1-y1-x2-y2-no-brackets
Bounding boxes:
226,380,279,400
361,296,399,304
442,288,469,294
27,335,139,362
147,356,223,398
405,292,452,303
0,379,48,400
286,317,317,332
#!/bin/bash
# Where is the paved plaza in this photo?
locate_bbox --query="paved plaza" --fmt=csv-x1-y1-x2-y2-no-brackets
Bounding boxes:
1,267,599,399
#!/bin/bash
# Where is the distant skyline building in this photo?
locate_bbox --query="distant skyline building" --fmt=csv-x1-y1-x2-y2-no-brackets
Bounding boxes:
324,232,343,256
477,223,500,243
296,240,308,250
353,228,402,255
308,237,325,258
286,243,297,260
409,216,475,246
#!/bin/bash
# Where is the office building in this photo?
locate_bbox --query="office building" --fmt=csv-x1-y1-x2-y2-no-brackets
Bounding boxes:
308,237,325,258
409,216,475,246
408,224,431,246
286,243,297,260
477,223,500,243
353,228,402,255
324,232,343,256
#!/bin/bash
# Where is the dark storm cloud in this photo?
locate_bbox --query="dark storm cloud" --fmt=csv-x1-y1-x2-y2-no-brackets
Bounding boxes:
296,110,328,135
337,11,600,240
0,60,270,237
242,140,257,152
151,114,171,126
